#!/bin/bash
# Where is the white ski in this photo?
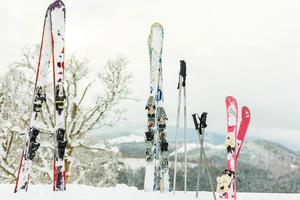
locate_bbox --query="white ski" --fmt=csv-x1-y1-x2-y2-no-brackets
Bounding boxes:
144,23,170,192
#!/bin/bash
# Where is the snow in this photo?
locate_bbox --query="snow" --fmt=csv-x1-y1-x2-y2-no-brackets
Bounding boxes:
107,135,144,145
176,143,198,154
1,184,300,200
291,163,300,170
169,143,224,156
119,158,145,170
110,146,120,153
144,163,155,191
204,142,224,150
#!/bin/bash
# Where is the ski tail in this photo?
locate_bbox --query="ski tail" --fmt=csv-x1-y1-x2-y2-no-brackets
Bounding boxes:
236,106,250,159
14,149,24,193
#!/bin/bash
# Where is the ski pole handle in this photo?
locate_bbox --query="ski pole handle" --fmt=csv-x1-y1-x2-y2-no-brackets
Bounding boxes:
200,112,208,128
179,60,186,87
192,113,199,130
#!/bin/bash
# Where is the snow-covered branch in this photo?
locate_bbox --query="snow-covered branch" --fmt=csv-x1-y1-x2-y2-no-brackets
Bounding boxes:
0,46,133,186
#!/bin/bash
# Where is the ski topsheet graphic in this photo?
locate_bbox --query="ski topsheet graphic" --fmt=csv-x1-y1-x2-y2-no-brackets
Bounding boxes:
14,0,67,192
236,106,250,159
144,23,170,192
216,97,251,200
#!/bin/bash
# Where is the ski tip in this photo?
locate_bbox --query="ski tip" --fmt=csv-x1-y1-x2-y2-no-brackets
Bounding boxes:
225,96,237,104
53,0,65,6
148,22,164,49
151,22,163,29
45,0,65,19
241,106,251,119
48,0,65,11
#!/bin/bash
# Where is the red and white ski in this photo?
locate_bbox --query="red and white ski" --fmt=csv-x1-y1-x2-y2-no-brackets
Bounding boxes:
14,0,66,192
50,0,67,192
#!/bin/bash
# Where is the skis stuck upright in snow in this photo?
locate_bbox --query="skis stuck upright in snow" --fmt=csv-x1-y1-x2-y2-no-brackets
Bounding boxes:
144,23,170,192
216,96,251,200
14,0,67,192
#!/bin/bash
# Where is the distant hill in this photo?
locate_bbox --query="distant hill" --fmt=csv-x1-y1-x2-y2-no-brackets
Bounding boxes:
105,136,300,193
87,128,300,192
91,127,241,145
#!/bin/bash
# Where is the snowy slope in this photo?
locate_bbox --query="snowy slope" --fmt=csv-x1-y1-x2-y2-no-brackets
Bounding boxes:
2,184,300,200
107,135,144,145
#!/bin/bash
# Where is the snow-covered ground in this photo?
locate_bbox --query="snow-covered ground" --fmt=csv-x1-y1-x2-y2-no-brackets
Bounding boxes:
1,184,300,200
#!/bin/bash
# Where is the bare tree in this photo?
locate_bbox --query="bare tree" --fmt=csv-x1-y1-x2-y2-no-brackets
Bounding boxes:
0,46,133,185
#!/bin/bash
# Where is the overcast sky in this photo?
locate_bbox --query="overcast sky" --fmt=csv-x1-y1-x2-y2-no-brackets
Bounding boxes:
1,0,299,149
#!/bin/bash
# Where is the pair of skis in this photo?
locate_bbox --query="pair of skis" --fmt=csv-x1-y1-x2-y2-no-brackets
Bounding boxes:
216,96,251,199
144,23,170,192
14,0,67,192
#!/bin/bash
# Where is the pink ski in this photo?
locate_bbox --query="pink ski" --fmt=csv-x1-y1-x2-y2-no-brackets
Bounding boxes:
225,96,238,200
217,98,251,200
216,96,238,199
236,106,251,159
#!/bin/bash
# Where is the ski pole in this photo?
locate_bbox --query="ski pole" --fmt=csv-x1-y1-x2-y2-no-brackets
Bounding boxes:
181,60,187,193
201,128,217,200
196,133,203,198
173,75,182,194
